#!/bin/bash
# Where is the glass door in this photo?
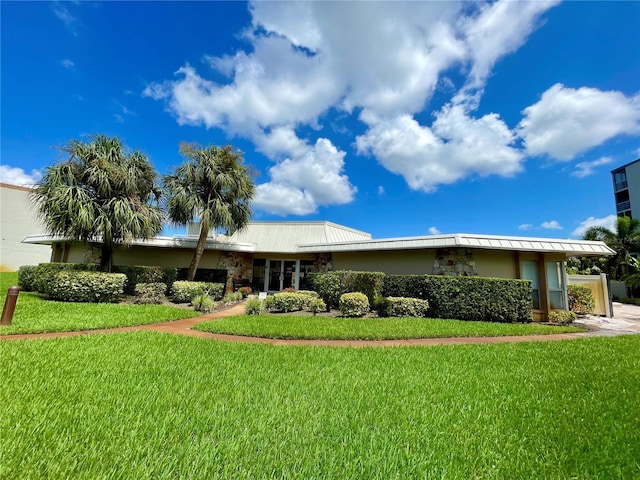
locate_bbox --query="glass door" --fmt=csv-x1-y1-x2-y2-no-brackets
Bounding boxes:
268,260,282,291
266,260,299,291
282,261,296,290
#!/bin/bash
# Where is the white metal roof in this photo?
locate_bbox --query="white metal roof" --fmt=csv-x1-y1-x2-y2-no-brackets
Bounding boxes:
23,223,614,256
296,232,615,256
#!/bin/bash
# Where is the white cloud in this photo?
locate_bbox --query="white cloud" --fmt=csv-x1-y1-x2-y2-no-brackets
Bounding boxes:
541,220,562,230
572,156,613,178
428,226,441,235
61,59,75,69
252,135,356,215
518,84,640,160
356,106,524,191
52,3,79,35
377,186,385,195
0,165,42,187
518,224,533,231
571,215,617,238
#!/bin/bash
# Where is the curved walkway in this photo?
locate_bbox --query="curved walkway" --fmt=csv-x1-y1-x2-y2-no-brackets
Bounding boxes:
2,302,638,347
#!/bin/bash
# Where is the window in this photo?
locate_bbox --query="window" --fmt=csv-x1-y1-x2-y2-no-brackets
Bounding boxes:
546,261,565,309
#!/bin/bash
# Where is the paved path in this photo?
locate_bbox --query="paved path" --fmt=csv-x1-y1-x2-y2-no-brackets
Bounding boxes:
2,301,638,347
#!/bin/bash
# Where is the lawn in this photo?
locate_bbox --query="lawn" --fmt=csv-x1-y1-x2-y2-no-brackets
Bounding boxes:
0,272,200,334
1,332,638,479
194,314,585,340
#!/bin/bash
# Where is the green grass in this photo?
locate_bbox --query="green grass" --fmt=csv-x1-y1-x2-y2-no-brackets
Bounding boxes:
0,272,199,334
194,314,585,340
1,332,638,479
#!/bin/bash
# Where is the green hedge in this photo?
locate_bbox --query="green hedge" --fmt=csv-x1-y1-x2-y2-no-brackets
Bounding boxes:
384,274,533,323
339,292,370,317
112,265,177,295
32,263,98,295
567,284,596,315
171,281,225,303
17,265,38,291
377,297,430,318
48,271,126,303
133,282,167,304
310,271,384,309
270,292,314,313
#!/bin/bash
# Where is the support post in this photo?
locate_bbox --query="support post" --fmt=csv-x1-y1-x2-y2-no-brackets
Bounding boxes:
1,286,20,325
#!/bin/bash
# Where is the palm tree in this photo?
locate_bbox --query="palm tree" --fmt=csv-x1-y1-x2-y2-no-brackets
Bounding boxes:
31,135,164,271
164,143,255,281
583,216,640,280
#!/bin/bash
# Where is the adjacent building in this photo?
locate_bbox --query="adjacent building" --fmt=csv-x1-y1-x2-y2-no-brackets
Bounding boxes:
612,158,640,218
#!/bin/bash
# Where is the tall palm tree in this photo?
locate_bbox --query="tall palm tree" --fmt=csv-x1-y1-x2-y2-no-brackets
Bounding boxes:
583,216,640,280
31,135,164,271
164,143,255,281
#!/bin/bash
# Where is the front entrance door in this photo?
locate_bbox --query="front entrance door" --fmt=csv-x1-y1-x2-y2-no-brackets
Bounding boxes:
267,260,297,291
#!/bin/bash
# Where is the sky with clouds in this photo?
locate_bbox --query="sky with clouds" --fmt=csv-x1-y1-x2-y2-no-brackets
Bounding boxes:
2,1,639,239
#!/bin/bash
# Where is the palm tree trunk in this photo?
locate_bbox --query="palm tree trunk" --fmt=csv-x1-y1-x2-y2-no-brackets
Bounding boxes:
100,243,113,272
187,225,209,281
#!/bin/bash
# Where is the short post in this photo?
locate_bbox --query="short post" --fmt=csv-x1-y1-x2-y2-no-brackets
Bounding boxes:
1,286,20,325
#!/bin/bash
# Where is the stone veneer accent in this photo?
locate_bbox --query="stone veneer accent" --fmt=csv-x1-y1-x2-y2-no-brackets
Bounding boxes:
218,252,254,293
314,253,332,273
432,248,477,276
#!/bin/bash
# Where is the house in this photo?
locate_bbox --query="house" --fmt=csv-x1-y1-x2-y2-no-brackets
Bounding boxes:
611,158,640,219
23,220,614,321
0,183,54,271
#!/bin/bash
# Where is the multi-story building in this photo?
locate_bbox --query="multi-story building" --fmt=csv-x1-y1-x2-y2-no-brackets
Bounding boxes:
611,158,640,218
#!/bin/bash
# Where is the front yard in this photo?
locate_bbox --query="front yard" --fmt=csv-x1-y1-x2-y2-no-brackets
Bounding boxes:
1,332,639,478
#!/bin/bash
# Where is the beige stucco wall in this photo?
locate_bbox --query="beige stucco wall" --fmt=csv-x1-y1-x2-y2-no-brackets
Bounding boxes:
0,183,52,271
332,249,437,274
472,250,517,278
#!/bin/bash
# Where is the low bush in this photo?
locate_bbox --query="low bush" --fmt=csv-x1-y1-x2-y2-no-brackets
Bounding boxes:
263,295,275,311
271,292,307,313
311,271,384,308
171,281,225,303
308,298,327,315
191,294,217,313
245,297,263,315
378,297,430,317
32,263,98,295
297,290,319,298
222,291,243,305
339,292,370,317
238,286,252,298
112,266,177,295
548,310,577,324
17,265,37,291
567,284,596,315
48,271,126,303
133,283,167,304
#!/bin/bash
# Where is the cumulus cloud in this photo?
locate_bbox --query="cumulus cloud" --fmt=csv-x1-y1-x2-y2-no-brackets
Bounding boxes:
151,0,640,214
0,165,42,187
572,156,613,178
61,59,75,69
356,106,523,191
428,226,441,235
518,224,533,231
541,220,562,230
571,215,618,238
519,84,640,160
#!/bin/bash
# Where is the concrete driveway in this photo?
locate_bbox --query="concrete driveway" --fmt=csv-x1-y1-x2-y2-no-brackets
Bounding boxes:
576,302,640,335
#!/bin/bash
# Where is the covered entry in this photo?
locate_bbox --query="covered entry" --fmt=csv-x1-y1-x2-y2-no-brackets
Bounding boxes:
251,258,316,292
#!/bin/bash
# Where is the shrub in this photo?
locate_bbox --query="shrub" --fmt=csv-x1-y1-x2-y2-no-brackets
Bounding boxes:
32,263,98,295
308,298,327,315
297,290,319,298
238,286,252,298
339,292,370,317
271,292,307,313
192,294,217,313
245,298,263,315
17,265,37,291
112,266,177,295
311,271,384,308
379,297,430,317
222,291,243,305
48,271,126,303
383,275,428,299
548,310,577,324
263,295,275,311
171,281,225,303
133,282,167,304
567,284,596,316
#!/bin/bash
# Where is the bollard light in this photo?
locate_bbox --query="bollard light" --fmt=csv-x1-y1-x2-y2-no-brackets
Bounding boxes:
1,286,20,325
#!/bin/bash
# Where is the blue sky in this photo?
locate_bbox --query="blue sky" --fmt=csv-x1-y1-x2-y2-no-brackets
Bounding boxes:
2,1,639,240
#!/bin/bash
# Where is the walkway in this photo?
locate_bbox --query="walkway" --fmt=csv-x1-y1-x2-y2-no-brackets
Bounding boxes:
1,302,638,347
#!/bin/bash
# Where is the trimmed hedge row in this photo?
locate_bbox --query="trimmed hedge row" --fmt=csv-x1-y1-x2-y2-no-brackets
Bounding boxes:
48,271,126,303
24,263,98,295
310,271,385,309
383,274,533,322
112,265,177,295
171,281,225,303
377,297,430,318
133,283,168,304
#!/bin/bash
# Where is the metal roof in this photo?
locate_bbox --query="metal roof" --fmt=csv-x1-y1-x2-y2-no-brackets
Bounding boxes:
296,232,615,256
23,223,614,256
